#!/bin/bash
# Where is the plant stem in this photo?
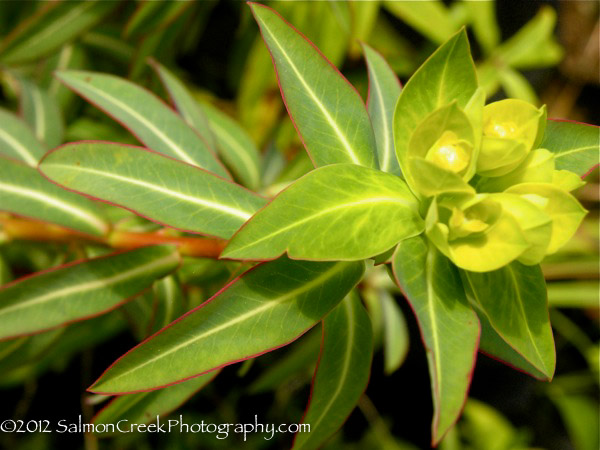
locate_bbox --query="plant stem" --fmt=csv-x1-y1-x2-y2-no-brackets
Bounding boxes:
0,216,226,258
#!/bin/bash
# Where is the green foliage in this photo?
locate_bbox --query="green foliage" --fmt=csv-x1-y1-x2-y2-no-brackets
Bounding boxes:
0,1,598,449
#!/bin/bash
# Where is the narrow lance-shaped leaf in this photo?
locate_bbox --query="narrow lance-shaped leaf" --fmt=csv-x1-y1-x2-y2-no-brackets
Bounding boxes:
150,275,185,334
392,235,480,445
393,29,478,195
541,120,600,176
19,78,64,149
149,59,216,149
222,164,423,261
39,143,266,240
0,156,108,236
0,108,46,165
249,2,379,169
0,246,180,340
384,0,456,44
294,291,373,449
92,371,218,436
89,257,365,394
362,43,402,175
380,289,409,374
461,262,556,380
0,0,116,65
55,70,230,178
199,101,262,191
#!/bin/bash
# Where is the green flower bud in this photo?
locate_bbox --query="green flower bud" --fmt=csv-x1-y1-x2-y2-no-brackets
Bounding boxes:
477,100,547,177
425,194,529,272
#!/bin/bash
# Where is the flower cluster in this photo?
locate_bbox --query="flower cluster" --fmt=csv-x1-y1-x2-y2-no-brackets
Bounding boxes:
404,94,587,272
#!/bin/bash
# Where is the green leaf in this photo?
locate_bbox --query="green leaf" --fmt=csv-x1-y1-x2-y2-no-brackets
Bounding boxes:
89,257,364,394
380,289,409,374
547,281,600,309
199,101,262,191
0,156,108,236
222,164,423,261
294,291,373,450
0,107,45,165
124,1,192,40
394,29,477,196
463,1,499,55
0,246,179,340
0,329,63,373
392,235,479,445
249,2,378,168
498,67,538,104
0,0,116,65
55,70,229,178
541,120,600,176
39,142,266,239
18,78,64,149
383,1,456,44
461,262,555,380
550,394,600,450
150,275,185,334
92,372,217,436
149,59,216,150
362,43,402,175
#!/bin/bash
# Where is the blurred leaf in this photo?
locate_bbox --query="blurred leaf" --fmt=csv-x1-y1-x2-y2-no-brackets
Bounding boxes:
249,2,378,169
150,275,185,333
380,289,409,374
547,281,599,308
0,0,116,65
0,329,63,372
541,120,600,176
93,372,218,437
81,29,135,63
294,292,373,449
0,246,179,340
493,6,563,69
124,1,192,40
0,107,46,165
392,235,479,445
89,257,364,394
0,156,109,236
121,290,155,341
39,142,266,239
498,67,538,104
222,164,423,261
384,0,457,44
18,77,64,148
394,30,477,197
461,262,555,380
463,1,499,55
0,253,13,285
362,43,402,175
55,70,230,178
199,101,262,191
40,43,87,111
551,394,599,450
249,327,321,394
348,1,379,57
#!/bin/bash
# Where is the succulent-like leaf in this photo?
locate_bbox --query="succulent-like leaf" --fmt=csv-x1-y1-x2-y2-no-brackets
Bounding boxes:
461,262,555,380
222,164,423,261
392,235,479,445
541,120,600,176
294,292,373,449
55,70,229,178
0,107,45,165
362,43,402,175
89,257,364,394
39,142,266,239
0,246,180,340
1,156,108,236
249,2,378,168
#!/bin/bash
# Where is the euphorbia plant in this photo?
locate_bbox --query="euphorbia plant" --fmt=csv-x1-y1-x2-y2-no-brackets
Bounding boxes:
0,2,598,448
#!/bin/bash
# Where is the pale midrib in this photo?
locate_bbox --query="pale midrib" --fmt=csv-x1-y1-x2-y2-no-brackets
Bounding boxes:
308,297,355,432
0,129,37,165
261,21,362,165
555,145,596,158
370,69,391,172
230,196,412,254
49,45,74,95
508,266,546,370
17,3,91,56
0,181,107,233
32,89,46,142
97,262,348,386
0,252,178,317
208,119,259,184
68,80,197,166
46,164,253,220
